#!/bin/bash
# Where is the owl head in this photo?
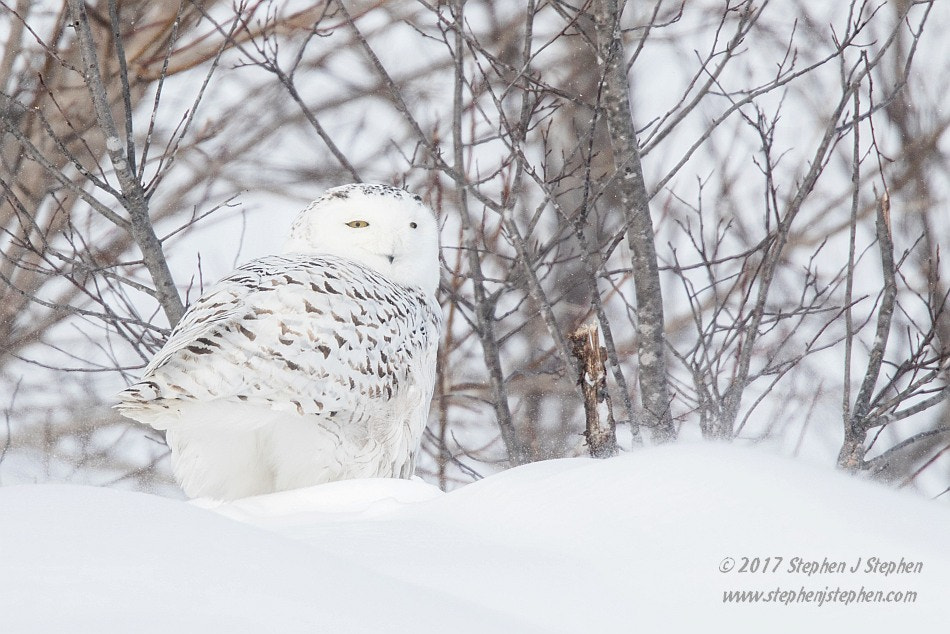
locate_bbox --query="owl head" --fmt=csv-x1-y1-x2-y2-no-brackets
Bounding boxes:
284,184,440,296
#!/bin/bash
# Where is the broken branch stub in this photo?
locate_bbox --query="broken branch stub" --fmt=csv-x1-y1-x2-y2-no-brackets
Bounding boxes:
569,323,619,458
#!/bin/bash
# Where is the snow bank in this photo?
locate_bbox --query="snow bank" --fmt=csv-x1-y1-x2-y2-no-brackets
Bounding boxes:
2,443,948,632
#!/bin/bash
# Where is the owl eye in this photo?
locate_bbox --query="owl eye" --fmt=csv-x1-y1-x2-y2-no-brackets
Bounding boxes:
346,220,370,228
409,222,418,229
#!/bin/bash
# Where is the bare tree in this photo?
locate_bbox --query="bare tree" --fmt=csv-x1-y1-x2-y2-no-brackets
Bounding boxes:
591,0,674,442
1,0,948,497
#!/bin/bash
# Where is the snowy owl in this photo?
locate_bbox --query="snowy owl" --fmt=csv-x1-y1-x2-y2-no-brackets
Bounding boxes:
116,184,442,501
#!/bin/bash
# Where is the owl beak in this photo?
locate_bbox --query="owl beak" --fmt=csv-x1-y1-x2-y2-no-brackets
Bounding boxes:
386,254,395,264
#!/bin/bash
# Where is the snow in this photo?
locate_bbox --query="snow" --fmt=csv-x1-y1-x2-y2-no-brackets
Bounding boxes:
2,443,948,632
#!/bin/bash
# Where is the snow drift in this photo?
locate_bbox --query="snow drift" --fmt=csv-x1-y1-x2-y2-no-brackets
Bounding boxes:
2,443,948,632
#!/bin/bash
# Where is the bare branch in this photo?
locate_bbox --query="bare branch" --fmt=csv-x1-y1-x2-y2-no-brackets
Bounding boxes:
66,0,184,324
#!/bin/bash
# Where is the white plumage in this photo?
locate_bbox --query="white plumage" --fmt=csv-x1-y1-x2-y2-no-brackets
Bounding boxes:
116,184,442,501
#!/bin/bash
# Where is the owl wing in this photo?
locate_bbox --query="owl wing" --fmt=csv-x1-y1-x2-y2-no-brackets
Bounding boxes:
115,253,440,429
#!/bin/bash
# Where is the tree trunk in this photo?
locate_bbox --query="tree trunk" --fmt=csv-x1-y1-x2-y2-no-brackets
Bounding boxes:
592,0,675,442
